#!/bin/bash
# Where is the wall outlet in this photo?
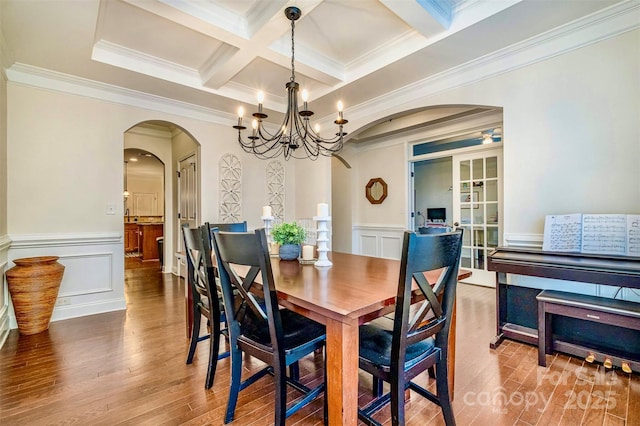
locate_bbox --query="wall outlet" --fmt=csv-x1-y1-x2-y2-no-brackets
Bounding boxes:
57,297,71,306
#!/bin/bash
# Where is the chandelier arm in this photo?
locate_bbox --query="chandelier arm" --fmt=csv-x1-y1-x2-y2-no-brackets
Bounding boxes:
256,123,280,142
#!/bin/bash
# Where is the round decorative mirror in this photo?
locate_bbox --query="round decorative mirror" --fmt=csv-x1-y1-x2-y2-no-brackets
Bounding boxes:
365,178,388,204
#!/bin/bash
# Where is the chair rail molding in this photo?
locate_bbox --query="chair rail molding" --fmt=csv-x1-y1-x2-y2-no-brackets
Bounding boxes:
353,224,405,260
9,232,121,248
503,233,543,249
6,231,126,329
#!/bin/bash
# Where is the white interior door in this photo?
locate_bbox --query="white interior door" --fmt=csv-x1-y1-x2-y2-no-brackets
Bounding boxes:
177,155,197,252
452,148,503,287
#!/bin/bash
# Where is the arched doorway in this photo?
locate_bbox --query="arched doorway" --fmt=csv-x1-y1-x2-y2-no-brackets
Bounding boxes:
123,121,199,276
332,104,503,287
123,148,164,268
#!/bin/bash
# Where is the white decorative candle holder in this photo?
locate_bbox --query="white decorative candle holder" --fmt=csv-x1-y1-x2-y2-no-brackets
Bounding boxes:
261,215,277,255
312,215,332,267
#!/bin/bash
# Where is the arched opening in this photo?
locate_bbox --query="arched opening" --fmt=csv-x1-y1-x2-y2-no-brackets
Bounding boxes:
123,121,199,277
123,148,164,268
332,104,503,287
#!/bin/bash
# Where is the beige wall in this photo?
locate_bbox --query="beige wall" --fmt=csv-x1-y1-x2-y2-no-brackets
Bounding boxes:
341,30,640,242
331,153,354,253
6,85,323,235
0,33,9,345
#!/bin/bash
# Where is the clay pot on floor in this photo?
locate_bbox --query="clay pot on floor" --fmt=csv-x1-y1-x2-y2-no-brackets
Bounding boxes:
6,256,65,335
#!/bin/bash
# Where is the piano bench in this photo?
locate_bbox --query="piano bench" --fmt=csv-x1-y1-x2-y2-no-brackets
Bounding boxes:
537,290,640,370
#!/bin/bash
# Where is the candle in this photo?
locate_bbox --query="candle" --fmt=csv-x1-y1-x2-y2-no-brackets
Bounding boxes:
262,205,272,217
302,245,314,260
237,106,244,126
257,91,264,114
317,203,329,217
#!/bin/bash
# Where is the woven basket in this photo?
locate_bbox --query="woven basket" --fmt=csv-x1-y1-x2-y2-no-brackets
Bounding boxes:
6,256,65,335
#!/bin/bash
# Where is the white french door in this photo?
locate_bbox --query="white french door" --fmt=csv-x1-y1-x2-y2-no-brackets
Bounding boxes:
452,148,502,287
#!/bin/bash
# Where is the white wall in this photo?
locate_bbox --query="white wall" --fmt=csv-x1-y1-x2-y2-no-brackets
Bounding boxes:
331,153,354,253
4,82,306,327
292,156,332,221
343,142,407,258
414,157,453,228
0,32,9,347
341,30,639,256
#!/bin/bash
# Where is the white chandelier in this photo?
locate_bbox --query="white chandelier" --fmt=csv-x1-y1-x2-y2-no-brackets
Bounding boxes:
233,6,348,160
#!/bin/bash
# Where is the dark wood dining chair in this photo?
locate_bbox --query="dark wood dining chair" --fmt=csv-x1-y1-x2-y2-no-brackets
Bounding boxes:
206,221,247,238
182,223,229,389
418,226,450,234
211,228,326,425
358,230,463,426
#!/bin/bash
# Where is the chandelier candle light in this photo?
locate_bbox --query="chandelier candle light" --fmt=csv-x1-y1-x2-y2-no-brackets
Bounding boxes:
233,6,348,160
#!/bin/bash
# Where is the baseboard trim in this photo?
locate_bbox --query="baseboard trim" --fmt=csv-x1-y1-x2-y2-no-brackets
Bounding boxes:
49,298,127,323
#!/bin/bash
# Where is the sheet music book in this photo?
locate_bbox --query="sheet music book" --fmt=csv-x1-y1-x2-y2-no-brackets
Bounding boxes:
542,214,582,252
629,215,640,257
543,213,640,257
581,214,627,255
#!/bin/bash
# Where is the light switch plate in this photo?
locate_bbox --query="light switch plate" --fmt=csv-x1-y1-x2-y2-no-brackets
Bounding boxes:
106,203,116,215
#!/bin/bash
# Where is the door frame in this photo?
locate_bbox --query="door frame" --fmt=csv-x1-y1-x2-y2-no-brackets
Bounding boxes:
452,147,503,287
409,142,503,287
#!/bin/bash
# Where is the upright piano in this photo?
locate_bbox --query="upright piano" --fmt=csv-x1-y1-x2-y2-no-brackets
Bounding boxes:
487,247,640,365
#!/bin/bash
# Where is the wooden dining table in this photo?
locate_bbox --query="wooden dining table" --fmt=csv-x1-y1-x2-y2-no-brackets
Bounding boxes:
267,252,471,426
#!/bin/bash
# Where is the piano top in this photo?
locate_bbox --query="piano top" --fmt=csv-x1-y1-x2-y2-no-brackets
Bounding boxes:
488,247,640,288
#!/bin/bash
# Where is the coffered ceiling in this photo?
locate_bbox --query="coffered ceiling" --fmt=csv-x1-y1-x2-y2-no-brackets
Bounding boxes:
0,0,629,136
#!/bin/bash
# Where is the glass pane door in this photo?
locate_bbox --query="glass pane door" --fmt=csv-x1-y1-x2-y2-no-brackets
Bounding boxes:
453,149,502,287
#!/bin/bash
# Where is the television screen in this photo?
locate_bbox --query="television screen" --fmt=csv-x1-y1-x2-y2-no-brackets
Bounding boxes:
427,208,446,222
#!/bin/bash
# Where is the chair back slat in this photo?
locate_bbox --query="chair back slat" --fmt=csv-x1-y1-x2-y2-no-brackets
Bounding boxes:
393,230,463,364
212,228,284,351
182,224,210,300
207,221,247,245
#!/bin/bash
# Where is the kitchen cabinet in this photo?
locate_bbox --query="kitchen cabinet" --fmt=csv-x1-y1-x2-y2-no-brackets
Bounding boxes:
140,223,163,261
124,223,139,252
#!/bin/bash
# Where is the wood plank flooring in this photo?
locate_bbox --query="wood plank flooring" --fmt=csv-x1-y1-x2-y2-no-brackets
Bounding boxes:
1,258,638,425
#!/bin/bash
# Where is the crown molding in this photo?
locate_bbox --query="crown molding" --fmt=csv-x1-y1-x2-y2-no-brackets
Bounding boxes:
347,1,640,126
6,63,236,126
5,2,638,131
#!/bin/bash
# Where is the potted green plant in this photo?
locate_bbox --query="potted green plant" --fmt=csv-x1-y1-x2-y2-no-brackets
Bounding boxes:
271,222,306,260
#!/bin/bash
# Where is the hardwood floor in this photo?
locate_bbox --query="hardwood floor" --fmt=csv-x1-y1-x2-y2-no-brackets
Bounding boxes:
1,259,638,425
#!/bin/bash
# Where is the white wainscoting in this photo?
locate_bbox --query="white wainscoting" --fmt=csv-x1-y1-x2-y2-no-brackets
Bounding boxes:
0,234,11,349
352,225,406,260
6,232,126,329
